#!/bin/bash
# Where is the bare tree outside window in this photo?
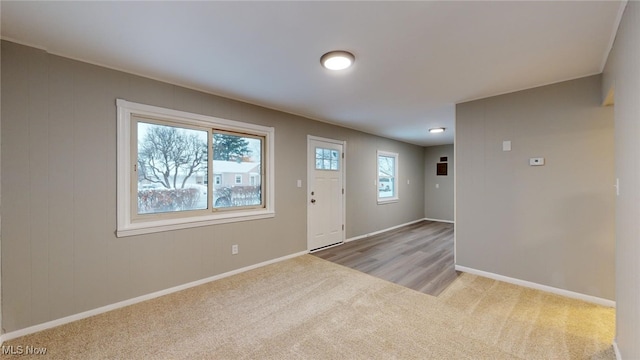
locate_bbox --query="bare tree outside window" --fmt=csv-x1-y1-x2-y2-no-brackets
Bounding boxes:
137,122,208,214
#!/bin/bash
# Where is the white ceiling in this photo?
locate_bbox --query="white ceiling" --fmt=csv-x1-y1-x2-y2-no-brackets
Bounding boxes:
1,1,625,146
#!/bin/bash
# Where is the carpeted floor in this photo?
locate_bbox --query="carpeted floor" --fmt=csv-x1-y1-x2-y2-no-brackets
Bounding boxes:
0,255,615,359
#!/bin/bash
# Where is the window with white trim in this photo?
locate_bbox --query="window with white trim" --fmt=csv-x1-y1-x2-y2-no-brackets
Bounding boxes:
117,99,275,237
377,150,398,203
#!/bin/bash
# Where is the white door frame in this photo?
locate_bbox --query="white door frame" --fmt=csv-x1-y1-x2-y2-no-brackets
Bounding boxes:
307,135,346,251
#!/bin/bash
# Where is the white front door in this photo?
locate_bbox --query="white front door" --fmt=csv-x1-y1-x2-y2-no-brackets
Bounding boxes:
307,136,345,251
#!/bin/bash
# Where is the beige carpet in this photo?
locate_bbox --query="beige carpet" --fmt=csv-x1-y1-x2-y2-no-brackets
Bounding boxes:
1,255,615,359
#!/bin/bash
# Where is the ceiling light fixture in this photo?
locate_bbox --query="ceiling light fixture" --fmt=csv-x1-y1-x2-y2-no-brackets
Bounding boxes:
429,127,446,134
321,51,355,71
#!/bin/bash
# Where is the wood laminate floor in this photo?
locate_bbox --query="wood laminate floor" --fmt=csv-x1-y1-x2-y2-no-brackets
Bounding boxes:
312,220,458,296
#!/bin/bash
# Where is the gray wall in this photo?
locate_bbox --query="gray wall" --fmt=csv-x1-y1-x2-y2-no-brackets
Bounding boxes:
456,75,615,300
0,33,3,332
602,2,640,358
424,144,454,222
0,41,425,332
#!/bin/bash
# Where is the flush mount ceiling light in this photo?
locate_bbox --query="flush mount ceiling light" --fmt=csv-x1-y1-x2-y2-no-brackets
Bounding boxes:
429,127,446,134
321,51,355,70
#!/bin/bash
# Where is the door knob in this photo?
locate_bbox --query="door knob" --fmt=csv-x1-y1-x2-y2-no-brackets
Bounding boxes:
310,199,316,204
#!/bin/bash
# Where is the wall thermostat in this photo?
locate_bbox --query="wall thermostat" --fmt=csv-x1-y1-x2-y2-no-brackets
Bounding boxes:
529,157,545,166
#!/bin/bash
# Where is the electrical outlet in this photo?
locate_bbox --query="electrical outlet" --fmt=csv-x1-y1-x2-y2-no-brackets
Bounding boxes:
232,244,239,255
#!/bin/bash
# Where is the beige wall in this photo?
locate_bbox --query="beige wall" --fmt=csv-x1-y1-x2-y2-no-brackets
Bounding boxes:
602,2,640,358
456,75,615,300
424,144,454,222
0,41,425,332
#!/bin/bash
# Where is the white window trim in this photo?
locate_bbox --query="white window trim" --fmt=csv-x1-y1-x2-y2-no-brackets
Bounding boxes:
116,99,275,237
235,174,243,184
377,150,399,204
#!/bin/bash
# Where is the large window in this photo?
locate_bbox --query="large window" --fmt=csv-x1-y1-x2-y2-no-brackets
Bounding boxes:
377,150,398,203
117,99,274,237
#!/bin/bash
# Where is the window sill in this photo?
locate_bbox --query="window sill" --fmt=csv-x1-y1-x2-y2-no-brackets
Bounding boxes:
117,209,275,237
377,198,399,205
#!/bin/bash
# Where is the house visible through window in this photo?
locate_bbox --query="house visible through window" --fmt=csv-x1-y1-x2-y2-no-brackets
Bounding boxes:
116,99,274,237
377,150,398,203
213,131,263,209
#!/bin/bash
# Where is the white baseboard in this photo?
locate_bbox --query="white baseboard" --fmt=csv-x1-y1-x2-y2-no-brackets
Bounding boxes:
345,218,427,243
613,339,621,360
424,217,454,224
455,265,616,308
0,250,308,344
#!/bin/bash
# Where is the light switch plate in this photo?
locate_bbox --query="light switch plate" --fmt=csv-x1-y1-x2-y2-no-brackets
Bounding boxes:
503,141,512,151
